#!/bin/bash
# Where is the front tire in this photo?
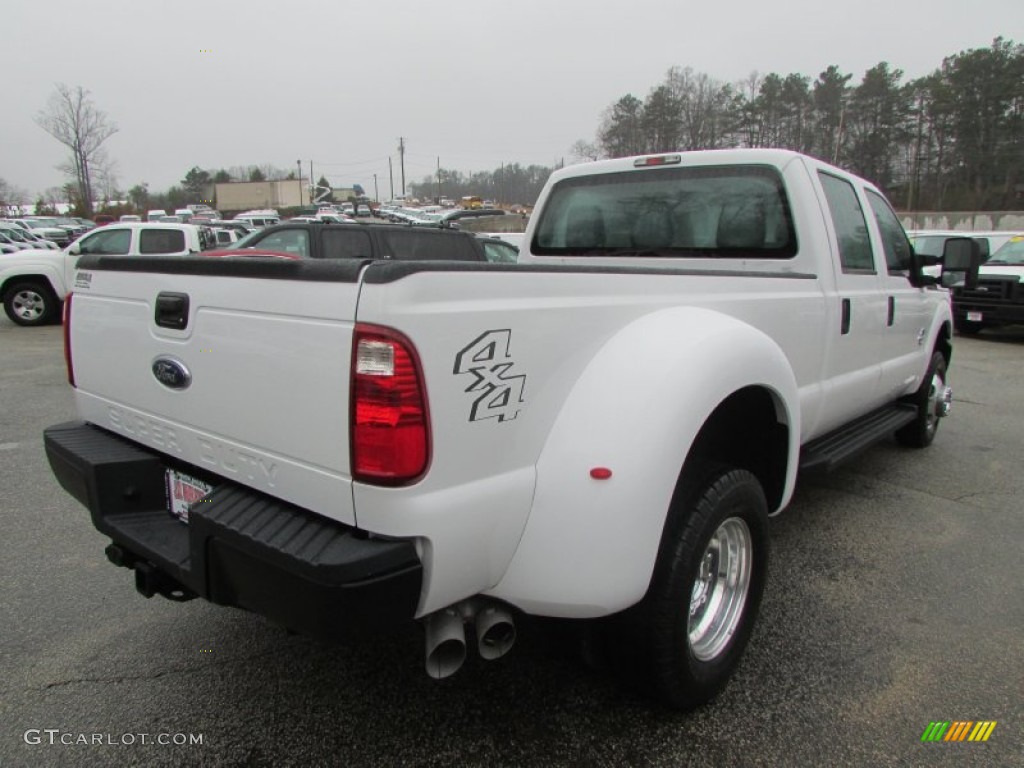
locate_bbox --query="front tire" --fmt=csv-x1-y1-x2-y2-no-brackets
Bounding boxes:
3,281,59,327
895,351,949,448
608,467,769,710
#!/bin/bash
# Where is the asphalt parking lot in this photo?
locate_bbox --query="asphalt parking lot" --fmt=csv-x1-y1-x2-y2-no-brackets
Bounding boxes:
0,317,1021,767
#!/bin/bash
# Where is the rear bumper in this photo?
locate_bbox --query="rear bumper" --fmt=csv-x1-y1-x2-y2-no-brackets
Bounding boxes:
44,421,422,638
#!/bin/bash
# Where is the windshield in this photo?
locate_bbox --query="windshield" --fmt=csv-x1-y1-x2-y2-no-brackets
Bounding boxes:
987,236,1024,266
533,164,796,258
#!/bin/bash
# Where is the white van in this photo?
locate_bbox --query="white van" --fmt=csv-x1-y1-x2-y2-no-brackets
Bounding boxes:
234,211,280,229
146,209,167,222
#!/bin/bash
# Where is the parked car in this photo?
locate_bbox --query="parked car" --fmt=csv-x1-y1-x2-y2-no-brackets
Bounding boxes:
8,218,70,246
94,215,116,226
219,222,488,261
120,214,142,223
0,223,218,325
949,234,1024,334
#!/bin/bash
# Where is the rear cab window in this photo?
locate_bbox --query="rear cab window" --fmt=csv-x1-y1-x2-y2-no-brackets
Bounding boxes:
321,228,373,259
377,230,481,261
532,164,796,258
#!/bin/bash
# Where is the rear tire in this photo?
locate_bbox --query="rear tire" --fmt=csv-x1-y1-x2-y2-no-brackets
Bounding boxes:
3,281,59,327
605,467,769,710
895,351,949,448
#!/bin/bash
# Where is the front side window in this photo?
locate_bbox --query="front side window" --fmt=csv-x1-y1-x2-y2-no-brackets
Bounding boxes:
866,190,912,273
78,228,131,255
818,172,875,273
251,228,310,257
532,164,796,258
139,229,187,254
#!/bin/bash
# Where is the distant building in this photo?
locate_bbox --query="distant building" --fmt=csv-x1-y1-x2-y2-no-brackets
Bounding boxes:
215,179,308,214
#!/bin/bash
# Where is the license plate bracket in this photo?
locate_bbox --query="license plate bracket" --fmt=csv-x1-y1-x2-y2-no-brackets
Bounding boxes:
165,469,213,524
966,311,983,322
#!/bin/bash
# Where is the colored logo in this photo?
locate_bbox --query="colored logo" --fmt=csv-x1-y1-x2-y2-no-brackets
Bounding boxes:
152,357,192,390
921,721,997,742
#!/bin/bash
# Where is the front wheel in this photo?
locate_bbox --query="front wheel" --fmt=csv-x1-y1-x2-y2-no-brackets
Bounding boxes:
895,351,950,448
3,281,60,327
608,467,769,710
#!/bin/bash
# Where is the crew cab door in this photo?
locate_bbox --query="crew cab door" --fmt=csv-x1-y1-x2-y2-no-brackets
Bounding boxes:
864,190,931,399
815,170,887,426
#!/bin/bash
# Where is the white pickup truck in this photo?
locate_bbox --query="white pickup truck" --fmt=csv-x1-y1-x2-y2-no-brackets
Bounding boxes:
2,222,215,326
44,149,976,709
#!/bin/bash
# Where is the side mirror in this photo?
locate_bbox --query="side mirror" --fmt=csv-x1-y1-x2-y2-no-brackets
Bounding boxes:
941,237,981,290
67,242,81,256
908,248,938,287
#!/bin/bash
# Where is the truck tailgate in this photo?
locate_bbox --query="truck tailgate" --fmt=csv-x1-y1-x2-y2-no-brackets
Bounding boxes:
67,256,365,525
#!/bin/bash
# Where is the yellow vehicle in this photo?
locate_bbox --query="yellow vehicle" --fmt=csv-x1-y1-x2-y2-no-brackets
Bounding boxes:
460,196,483,210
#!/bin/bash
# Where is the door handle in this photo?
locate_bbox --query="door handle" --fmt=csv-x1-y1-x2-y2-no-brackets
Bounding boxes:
841,298,851,335
887,296,895,326
155,292,190,330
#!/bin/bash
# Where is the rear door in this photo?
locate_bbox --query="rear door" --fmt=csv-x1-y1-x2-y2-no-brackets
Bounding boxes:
815,170,887,426
68,256,366,525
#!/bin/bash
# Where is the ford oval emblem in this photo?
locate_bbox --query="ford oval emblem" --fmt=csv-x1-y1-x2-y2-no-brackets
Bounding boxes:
152,357,192,390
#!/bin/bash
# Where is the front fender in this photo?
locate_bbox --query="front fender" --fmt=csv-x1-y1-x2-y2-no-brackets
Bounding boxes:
488,306,800,617
0,253,69,299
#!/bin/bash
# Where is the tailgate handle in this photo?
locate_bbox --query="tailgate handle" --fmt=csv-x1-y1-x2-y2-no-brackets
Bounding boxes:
155,292,190,330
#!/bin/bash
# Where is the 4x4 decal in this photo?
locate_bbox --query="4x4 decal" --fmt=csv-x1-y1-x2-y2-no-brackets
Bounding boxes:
454,330,526,423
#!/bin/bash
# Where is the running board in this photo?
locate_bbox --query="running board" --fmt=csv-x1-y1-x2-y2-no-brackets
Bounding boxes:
800,403,918,473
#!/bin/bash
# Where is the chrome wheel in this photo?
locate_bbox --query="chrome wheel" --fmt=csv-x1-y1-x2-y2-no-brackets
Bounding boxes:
925,368,951,439
688,516,753,662
12,289,46,322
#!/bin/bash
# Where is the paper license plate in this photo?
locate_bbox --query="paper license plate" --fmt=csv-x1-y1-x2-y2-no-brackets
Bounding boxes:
966,311,983,322
165,469,213,524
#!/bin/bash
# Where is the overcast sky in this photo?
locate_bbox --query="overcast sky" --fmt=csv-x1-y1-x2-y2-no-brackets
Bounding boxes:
4,0,1020,201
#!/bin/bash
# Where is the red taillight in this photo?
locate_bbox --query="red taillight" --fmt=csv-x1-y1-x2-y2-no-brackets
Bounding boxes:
63,292,75,388
351,324,430,484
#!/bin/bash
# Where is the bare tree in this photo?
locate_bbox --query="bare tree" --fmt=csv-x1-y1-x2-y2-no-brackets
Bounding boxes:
569,139,601,163
35,84,118,215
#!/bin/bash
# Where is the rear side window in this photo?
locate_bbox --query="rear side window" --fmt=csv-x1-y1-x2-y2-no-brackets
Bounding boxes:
377,230,481,261
321,228,373,259
865,190,912,273
532,164,796,258
140,229,186,254
818,172,875,272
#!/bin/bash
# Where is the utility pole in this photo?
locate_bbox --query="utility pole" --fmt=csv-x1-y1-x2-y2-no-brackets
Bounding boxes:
309,160,314,203
436,156,441,203
389,157,394,201
297,159,303,205
398,137,406,198
373,173,379,203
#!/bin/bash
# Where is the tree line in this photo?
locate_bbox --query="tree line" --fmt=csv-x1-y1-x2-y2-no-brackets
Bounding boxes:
408,164,555,208
578,38,1023,211
12,39,1020,217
